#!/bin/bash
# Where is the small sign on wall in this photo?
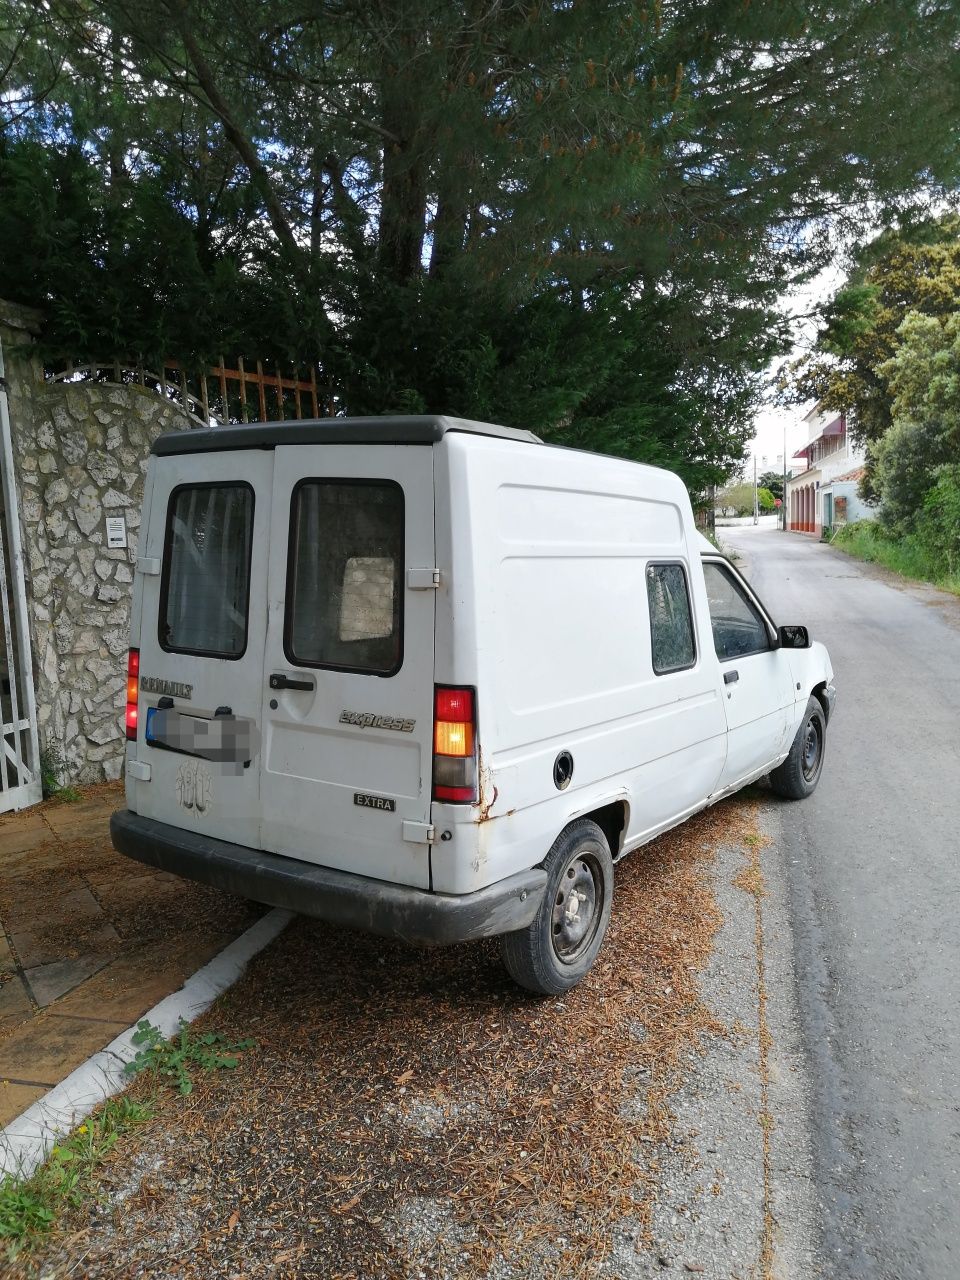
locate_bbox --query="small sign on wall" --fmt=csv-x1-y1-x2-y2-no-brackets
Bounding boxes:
105,515,127,549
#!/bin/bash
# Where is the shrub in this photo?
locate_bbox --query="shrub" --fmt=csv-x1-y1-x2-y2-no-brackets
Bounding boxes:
914,465,960,577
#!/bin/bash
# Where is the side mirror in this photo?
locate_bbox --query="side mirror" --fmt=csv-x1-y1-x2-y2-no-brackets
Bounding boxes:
778,624,811,649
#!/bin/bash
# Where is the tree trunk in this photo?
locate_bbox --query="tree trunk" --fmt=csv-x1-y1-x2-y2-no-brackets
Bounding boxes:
428,172,469,281
377,55,427,286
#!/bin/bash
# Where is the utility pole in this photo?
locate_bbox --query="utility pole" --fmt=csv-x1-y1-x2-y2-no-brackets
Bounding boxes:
782,424,788,532
753,454,758,525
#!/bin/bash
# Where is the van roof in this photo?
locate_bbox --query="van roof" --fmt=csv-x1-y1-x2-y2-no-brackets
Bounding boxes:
151,415,542,456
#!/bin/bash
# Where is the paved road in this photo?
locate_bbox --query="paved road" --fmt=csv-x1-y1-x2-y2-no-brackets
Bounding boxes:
721,525,960,1280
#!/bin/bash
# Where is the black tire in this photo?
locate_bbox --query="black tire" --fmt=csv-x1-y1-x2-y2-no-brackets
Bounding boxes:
501,818,613,996
770,696,826,800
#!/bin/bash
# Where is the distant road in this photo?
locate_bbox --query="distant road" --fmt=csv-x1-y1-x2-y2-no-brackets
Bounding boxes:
722,525,960,1280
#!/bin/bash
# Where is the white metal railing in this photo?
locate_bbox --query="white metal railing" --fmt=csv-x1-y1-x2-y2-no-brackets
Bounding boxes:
0,333,42,812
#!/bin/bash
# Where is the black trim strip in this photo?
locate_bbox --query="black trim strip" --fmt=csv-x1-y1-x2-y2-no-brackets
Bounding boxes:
110,810,548,947
152,415,541,456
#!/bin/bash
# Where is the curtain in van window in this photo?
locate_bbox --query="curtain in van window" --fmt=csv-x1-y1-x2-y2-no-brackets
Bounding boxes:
288,480,403,673
162,485,253,656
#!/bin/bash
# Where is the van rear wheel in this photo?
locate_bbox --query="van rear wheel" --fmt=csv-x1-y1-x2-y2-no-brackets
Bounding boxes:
501,819,613,996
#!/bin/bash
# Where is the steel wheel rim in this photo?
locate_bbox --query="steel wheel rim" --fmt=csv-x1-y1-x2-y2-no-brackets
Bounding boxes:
802,715,822,781
551,852,603,964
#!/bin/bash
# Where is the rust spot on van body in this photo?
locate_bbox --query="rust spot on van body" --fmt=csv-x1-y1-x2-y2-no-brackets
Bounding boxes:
478,785,499,823
476,748,498,823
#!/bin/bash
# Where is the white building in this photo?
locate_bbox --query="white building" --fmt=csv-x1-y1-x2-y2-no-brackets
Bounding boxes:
785,404,873,535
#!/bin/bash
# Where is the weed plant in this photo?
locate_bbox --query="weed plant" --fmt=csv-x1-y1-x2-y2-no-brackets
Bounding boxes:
0,1097,154,1253
125,1018,256,1096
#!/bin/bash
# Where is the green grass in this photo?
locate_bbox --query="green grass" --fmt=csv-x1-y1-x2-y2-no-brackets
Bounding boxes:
0,1096,155,1254
832,521,960,596
0,1017,256,1257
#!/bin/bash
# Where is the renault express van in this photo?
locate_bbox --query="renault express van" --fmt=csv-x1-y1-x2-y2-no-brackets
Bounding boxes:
111,416,835,994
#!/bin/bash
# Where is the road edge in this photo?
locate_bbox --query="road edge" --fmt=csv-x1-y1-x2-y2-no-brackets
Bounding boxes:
758,800,822,1278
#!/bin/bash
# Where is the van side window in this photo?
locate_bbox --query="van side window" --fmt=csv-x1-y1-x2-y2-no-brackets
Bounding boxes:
160,483,254,658
286,480,404,675
646,563,696,674
702,561,771,660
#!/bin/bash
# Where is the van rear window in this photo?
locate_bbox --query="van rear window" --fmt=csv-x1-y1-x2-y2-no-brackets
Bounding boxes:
646,562,696,674
160,484,254,658
286,480,404,675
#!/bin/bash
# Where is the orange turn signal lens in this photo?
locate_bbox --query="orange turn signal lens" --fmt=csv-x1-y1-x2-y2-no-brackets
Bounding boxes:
434,720,474,757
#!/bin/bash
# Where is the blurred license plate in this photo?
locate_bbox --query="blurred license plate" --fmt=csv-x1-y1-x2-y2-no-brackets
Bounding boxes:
144,708,255,766
146,708,221,751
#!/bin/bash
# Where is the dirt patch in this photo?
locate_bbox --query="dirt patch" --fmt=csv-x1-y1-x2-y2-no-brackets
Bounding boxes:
17,798,765,1280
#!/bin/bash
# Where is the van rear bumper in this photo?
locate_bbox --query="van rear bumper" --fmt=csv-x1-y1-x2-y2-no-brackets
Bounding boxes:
110,810,547,947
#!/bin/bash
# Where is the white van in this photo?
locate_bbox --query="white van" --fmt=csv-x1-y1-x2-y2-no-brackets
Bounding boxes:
112,416,835,994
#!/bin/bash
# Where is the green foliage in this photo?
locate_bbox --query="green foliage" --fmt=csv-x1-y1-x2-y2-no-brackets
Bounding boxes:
784,218,960,452
126,1018,255,1096
38,744,80,803
871,417,956,534
914,466,960,577
718,483,774,515
785,219,960,521
833,516,960,595
756,487,776,512
758,472,785,502
3,1,960,480
0,1096,154,1253
880,311,960,437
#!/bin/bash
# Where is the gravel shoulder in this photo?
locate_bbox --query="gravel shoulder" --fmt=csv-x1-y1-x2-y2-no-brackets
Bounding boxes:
9,796,820,1280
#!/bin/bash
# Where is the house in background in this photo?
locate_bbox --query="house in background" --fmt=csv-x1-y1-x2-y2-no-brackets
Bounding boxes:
785,404,874,535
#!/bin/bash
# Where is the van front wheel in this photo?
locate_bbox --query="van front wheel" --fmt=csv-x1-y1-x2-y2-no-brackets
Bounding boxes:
769,696,826,800
501,819,613,996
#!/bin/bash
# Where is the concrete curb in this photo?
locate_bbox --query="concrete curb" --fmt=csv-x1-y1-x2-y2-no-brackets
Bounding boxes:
0,907,293,1181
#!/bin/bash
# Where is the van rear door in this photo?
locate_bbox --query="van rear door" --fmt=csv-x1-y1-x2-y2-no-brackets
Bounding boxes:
258,445,436,890
131,450,273,848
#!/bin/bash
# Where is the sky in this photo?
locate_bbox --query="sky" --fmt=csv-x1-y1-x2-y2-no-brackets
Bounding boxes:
740,260,847,478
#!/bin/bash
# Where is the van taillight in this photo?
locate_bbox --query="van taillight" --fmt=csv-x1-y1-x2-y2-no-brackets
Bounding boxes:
125,648,139,741
433,686,477,803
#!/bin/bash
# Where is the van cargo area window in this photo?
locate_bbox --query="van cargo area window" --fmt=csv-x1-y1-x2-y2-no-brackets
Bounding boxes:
160,483,253,658
286,480,404,675
646,562,696,674
702,561,771,660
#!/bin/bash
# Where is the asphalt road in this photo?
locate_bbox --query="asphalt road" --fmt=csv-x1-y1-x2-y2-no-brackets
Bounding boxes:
721,525,960,1280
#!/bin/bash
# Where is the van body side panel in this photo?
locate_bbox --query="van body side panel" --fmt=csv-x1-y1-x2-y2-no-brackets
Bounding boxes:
128,449,273,849
429,437,728,895
257,445,436,889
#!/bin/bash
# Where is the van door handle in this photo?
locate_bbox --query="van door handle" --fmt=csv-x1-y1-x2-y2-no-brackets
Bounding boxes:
723,670,739,685
269,673,315,692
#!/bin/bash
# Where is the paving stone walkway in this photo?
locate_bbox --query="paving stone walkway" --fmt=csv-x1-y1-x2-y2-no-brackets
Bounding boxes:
0,784,261,1127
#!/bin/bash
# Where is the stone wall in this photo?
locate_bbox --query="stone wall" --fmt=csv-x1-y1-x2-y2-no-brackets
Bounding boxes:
0,301,194,783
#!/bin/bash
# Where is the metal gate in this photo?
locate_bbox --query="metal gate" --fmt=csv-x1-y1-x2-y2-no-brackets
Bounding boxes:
0,335,41,812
